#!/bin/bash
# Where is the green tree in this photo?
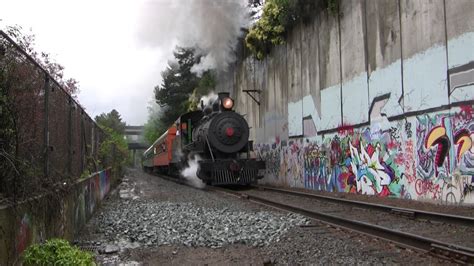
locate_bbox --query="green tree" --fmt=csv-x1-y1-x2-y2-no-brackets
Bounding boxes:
154,47,199,127
147,48,216,144
94,109,129,175
1,25,81,199
98,126,129,176
3,25,80,96
143,102,165,145
187,70,216,111
245,0,336,60
95,109,126,135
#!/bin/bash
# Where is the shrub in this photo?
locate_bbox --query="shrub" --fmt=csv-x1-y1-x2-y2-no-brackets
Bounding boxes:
22,239,95,266
245,0,338,60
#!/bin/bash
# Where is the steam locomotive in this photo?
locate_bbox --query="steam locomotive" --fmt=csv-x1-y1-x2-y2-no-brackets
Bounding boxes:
142,92,265,185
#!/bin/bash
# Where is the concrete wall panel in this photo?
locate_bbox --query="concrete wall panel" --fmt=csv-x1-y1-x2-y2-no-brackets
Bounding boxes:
288,24,303,137
320,85,342,130
301,22,312,98
366,0,404,118
275,45,289,141
401,0,448,112
228,0,474,206
318,11,342,131
341,0,370,125
254,57,265,142
0,169,114,264
309,16,321,118
264,55,277,140
446,0,474,103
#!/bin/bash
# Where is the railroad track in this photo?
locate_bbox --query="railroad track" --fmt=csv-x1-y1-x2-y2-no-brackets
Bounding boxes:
253,185,474,227
208,185,474,264
152,172,474,264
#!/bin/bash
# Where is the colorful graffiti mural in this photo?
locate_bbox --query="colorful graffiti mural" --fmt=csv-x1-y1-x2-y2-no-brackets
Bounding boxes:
3,168,113,264
15,214,32,255
416,107,474,204
256,105,474,205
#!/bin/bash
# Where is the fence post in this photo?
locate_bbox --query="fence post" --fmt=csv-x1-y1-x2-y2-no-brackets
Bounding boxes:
43,73,50,178
112,143,116,178
67,97,73,176
80,111,85,174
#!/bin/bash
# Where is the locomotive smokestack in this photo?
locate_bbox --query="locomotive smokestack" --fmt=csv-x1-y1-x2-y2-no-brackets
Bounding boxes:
218,92,230,101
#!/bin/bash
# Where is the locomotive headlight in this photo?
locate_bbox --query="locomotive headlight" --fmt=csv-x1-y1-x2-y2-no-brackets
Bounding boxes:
222,97,234,110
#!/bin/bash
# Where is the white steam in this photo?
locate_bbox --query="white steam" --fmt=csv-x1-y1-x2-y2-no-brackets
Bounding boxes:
180,154,206,188
199,92,218,109
137,0,250,75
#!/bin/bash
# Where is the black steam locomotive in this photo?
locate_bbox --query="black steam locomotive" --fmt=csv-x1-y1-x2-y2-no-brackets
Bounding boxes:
143,92,265,185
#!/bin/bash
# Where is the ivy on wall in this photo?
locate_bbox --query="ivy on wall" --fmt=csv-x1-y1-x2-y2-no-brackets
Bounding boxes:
245,0,339,60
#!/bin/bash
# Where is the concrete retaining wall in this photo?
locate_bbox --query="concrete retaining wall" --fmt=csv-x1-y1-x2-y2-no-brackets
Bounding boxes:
228,0,474,204
0,168,114,264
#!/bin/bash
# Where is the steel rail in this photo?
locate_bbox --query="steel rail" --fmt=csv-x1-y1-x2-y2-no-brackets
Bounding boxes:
253,185,474,227
209,186,474,264
149,172,474,263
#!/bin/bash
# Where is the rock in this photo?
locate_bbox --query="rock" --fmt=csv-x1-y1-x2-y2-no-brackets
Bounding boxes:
104,244,119,254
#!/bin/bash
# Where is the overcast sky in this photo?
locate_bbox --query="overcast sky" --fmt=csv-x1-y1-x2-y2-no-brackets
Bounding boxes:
1,0,252,125
1,0,171,125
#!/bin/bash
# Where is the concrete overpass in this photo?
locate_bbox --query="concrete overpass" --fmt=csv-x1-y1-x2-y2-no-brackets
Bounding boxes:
124,126,148,166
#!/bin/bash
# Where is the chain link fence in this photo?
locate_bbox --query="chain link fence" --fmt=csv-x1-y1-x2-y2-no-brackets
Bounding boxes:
0,30,113,201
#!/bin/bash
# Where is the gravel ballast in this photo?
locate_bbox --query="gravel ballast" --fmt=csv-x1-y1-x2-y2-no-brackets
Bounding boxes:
76,169,446,265
95,199,308,248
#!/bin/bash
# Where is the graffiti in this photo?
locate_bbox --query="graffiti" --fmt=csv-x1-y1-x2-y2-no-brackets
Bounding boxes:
287,139,304,187
415,178,442,199
337,123,354,136
405,121,412,138
455,105,474,122
448,61,474,95
3,169,113,264
303,116,317,137
454,129,472,161
303,142,328,190
99,170,111,200
256,143,281,178
75,190,86,230
444,175,474,204
258,103,473,204
15,214,31,254
389,127,400,142
403,140,416,184
420,110,474,178
349,141,398,196
425,125,451,170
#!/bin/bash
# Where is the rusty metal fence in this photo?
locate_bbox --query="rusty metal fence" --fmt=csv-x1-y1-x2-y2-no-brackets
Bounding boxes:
0,30,112,199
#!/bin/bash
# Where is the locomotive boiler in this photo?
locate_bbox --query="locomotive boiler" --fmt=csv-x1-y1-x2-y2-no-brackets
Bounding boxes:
143,92,265,185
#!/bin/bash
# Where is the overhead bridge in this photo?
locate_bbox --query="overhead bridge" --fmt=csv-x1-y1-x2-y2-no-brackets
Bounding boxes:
124,126,148,166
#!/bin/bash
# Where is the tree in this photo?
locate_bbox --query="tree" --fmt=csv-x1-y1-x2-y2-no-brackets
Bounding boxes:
154,47,199,127
143,101,165,145
3,25,80,97
94,109,129,175
95,109,126,135
0,25,82,199
187,70,216,111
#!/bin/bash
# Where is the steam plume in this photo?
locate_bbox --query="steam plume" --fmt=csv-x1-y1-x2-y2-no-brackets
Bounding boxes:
137,0,250,75
199,92,218,109
180,154,206,188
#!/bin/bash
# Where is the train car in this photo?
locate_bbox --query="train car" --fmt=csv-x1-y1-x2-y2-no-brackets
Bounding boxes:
142,126,177,173
142,92,265,185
